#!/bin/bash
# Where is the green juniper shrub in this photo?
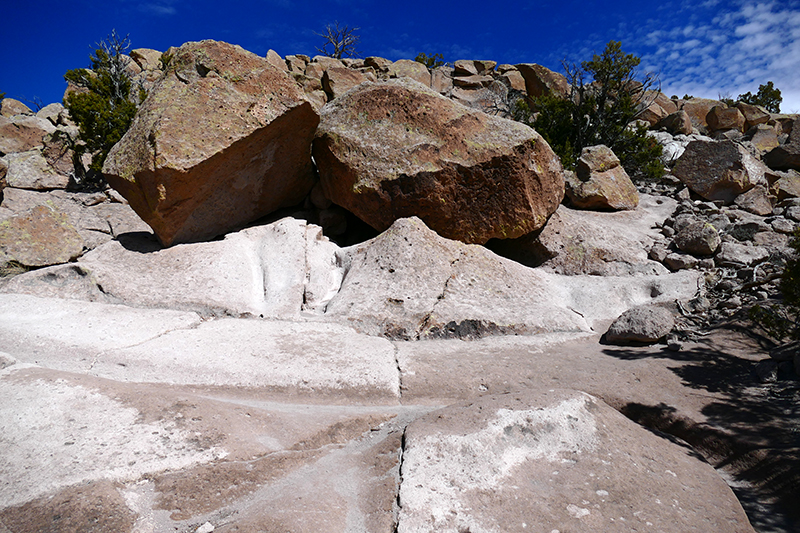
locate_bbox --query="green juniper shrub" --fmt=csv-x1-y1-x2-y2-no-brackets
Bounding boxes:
0,91,5,100
750,228,800,341
61,30,140,189
738,81,782,113
513,40,664,182
415,53,446,69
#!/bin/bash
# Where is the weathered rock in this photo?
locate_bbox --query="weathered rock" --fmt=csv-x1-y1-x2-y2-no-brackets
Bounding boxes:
679,97,723,132
452,60,479,76
397,389,753,533
734,185,774,216
736,102,770,129
515,63,569,98
604,304,675,344
364,56,393,73
311,55,345,71
321,67,367,99
285,54,309,72
566,145,638,210
35,103,63,125
764,117,800,171
498,69,526,92
767,169,800,200
715,242,769,267
0,98,32,117
102,40,319,247
313,78,565,244
430,66,454,94
265,49,286,71
657,110,693,135
707,105,745,132
0,115,56,154
388,59,431,86
0,157,7,190
129,48,162,71
673,140,767,203
3,150,69,190
55,218,346,318
325,217,700,338
489,194,673,275
452,74,494,89
664,252,698,271
747,124,780,153
638,100,669,126
0,205,84,269
674,220,721,256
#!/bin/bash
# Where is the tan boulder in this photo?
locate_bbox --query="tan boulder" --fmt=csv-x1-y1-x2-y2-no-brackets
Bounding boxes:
767,169,800,199
638,100,668,126
736,102,770,129
313,78,564,244
304,61,325,79
0,205,84,270
678,97,723,132
651,92,678,114
388,59,431,86
734,184,774,216
657,110,693,135
707,105,745,132
452,74,494,89
4,150,70,190
673,139,767,203
1,98,33,118
311,55,345,71
452,59,478,77
764,116,800,171
515,63,569,98
430,66,454,94
498,68,527,92
322,67,367,99
747,124,780,153
102,40,319,247
364,56,393,73
285,54,309,73
566,145,639,210
0,115,56,154
265,49,286,71
129,48,162,71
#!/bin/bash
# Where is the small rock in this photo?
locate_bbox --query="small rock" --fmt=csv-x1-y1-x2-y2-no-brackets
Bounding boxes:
771,217,796,234
664,252,698,271
673,221,720,256
196,523,215,533
604,305,675,345
754,360,778,383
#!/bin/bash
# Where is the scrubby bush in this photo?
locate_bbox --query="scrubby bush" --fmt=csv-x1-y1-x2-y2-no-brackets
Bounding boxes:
61,30,141,189
513,40,664,182
415,53,446,68
738,81,782,113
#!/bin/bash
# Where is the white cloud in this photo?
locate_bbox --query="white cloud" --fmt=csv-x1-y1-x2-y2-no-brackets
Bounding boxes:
138,2,177,16
635,0,800,112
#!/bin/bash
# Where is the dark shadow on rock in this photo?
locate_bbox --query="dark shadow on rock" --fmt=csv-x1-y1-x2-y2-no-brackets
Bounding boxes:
116,232,163,254
611,329,800,531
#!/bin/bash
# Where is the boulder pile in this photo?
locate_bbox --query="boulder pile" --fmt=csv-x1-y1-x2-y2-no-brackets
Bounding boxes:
1,40,799,532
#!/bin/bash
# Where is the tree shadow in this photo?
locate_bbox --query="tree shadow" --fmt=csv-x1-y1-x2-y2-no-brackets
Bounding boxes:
605,329,800,531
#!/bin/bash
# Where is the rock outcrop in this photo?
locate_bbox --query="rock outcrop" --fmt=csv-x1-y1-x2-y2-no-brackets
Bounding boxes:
673,139,767,203
565,145,639,210
313,78,565,244
103,40,320,246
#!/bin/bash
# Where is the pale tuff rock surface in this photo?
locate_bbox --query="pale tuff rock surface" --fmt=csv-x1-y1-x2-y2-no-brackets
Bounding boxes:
103,40,319,247
313,78,565,244
397,390,754,533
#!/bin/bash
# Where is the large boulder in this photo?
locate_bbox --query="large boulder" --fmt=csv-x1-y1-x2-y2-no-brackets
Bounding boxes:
102,40,319,247
0,205,84,272
673,139,767,203
397,389,754,532
565,145,639,210
678,98,723,133
0,115,56,155
515,63,570,98
3,150,70,190
313,78,565,244
388,59,431,86
764,116,800,171
324,217,700,339
706,105,745,132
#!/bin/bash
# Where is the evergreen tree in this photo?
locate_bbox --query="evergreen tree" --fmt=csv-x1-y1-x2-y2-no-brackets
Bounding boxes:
62,30,140,188
514,41,663,181
738,81,782,113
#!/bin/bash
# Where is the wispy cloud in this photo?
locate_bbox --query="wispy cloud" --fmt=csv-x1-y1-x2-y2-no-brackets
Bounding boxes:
634,0,800,112
138,1,178,16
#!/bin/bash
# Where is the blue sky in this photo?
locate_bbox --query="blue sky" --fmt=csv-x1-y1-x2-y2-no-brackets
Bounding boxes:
2,0,799,112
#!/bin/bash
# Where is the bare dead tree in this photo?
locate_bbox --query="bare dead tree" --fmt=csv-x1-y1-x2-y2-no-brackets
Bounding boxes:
315,21,360,59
